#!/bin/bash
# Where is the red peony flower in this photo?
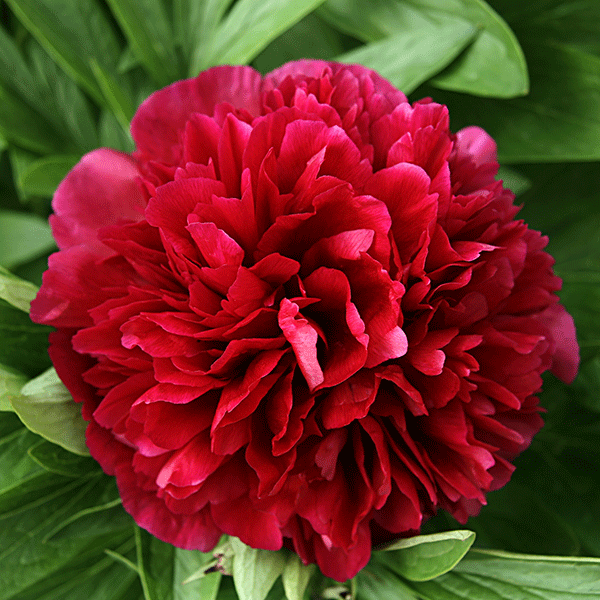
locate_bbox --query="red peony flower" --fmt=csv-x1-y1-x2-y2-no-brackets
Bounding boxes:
31,61,579,581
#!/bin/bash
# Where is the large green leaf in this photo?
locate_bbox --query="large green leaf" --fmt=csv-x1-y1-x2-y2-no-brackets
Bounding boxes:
0,365,26,412
490,0,600,57
336,17,476,94
230,537,286,600
427,0,528,97
9,551,141,600
0,418,45,497
181,0,236,76
0,210,55,269
174,548,222,600
281,554,315,600
11,367,89,455
460,481,580,556
355,561,420,600
409,550,600,599
320,0,528,97
0,299,52,377
0,83,68,154
27,41,99,152
135,527,175,600
376,531,476,582
28,440,98,478
90,59,136,133
17,155,80,198
135,527,225,600
421,42,600,162
0,414,135,600
202,0,328,69
99,111,135,153
0,266,38,313
0,27,86,153
0,25,45,116
104,0,183,87
4,0,121,106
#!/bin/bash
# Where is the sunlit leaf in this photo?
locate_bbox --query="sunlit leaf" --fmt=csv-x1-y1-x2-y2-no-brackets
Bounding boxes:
281,553,315,600
336,17,476,94
11,367,89,455
409,550,600,600
424,42,600,161
0,83,68,153
203,0,328,68
376,530,476,582
17,155,80,198
0,265,38,313
0,210,55,268
4,0,121,106
104,0,183,87
320,0,528,97
231,537,286,600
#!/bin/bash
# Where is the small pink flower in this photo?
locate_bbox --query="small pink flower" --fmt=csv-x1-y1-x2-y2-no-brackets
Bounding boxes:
31,61,579,581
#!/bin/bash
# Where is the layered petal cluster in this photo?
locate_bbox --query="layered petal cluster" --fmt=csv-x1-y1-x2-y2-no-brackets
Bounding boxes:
31,61,579,581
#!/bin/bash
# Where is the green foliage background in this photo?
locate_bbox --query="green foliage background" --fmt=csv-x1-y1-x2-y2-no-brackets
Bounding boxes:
0,0,599,598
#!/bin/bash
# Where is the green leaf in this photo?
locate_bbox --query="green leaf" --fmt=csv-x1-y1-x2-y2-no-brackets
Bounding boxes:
0,83,67,153
100,110,135,153
0,449,134,600
174,548,222,600
90,59,136,133
496,165,531,197
336,18,476,95
0,299,52,377
27,40,99,152
0,419,45,499
423,42,600,162
253,13,348,74
231,537,287,600
0,265,38,312
15,550,141,600
356,561,419,600
4,0,121,106
409,549,600,600
0,364,26,412
282,553,315,600
183,0,236,76
11,367,89,456
17,155,80,198
428,0,529,97
135,527,175,600
0,24,46,116
203,0,328,69
319,0,528,97
490,0,600,57
28,440,98,478
104,0,182,87
0,210,55,269
376,530,476,582
462,481,580,556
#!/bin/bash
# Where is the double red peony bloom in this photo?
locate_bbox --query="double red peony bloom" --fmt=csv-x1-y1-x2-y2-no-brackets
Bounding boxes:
31,61,579,581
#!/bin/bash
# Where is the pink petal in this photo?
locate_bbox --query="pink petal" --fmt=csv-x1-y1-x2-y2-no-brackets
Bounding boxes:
278,299,324,391
538,303,580,383
51,149,144,251
131,66,262,165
